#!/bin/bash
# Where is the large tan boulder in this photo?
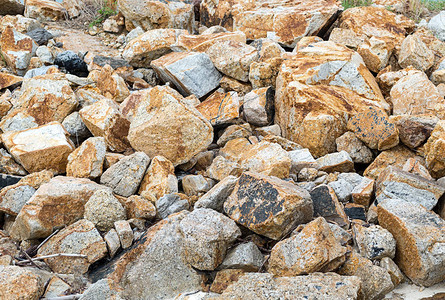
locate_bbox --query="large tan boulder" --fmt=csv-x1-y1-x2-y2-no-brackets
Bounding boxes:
25,0,66,22
0,266,44,299
66,137,106,179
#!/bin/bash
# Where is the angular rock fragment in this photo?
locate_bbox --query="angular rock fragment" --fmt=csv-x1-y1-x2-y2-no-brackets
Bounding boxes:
0,148,26,176
219,242,264,272
138,155,177,201
0,266,44,299
210,269,246,294
196,91,240,125
398,35,434,71
376,181,438,210
114,220,133,249
194,175,238,212
84,189,126,232
393,114,438,149
66,137,106,179
336,132,374,164
0,26,37,75
424,121,445,178
316,151,354,173
175,31,246,52
243,87,274,126
309,185,349,228
25,0,65,22
156,193,190,219
357,36,393,73
352,223,396,260
182,174,214,197
351,176,374,207
97,64,130,103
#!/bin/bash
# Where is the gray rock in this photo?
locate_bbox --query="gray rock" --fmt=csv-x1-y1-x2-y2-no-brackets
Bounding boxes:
243,87,274,126
194,175,237,212
288,148,318,174
352,223,396,260
0,184,35,216
24,65,57,78
337,172,364,188
104,228,120,258
428,11,445,41
156,193,190,219
328,179,354,203
376,181,438,210
0,266,44,300
151,52,222,98
79,279,122,300
114,220,133,249
125,26,144,44
336,131,374,164
316,151,354,173
179,208,241,271
218,242,264,271
328,222,353,246
100,152,150,197
182,174,215,196
62,112,91,146
214,272,361,299
84,189,127,232
36,46,54,64
26,27,53,46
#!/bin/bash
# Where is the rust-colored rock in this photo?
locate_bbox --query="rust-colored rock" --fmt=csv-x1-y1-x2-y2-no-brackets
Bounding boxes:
97,64,130,103
25,0,66,21
138,156,177,200
196,91,240,126
175,31,246,52
66,137,106,179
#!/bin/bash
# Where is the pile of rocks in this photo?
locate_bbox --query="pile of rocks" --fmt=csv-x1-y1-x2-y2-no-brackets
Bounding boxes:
0,0,445,299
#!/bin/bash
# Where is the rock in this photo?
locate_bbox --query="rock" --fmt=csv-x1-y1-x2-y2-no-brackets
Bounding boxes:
403,157,433,180
390,70,445,118
60,0,83,18
398,35,434,71
66,137,106,179
206,155,244,181
428,11,445,42
0,0,24,15
379,257,404,287
243,87,274,126
1,74,79,132
328,179,354,203
338,251,394,300
25,0,65,22
309,184,349,228
217,124,251,147
151,51,222,98
336,131,373,164
347,106,399,151
378,198,445,286
182,175,214,197
103,212,202,299
0,92,12,118
249,57,283,89
316,151,354,173
10,176,106,240
200,0,341,48
220,75,252,95
0,72,23,89
43,276,75,298
0,26,37,75
0,184,35,216
178,208,240,271
36,45,54,64
97,64,130,103
175,31,246,52
357,36,393,73
156,193,190,219
328,222,353,246
0,148,27,176
224,171,313,240
214,272,361,299
268,217,347,276
206,40,258,82
79,98,131,152
104,228,120,258
218,242,264,272
288,148,318,174
424,120,445,178
27,28,53,46
344,203,366,221
196,91,240,125
138,155,177,200
37,219,107,274
0,266,44,299
376,181,438,210
210,269,246,294
125,195,156,219
114,220,133,249
352,223,396,260
127,86,213,166
100,152,150,197
118,0,194,32
2,122,74,174
62,112,91,145
195,175,237,212
393,114,438,149
122,29,186,67
84,189,126,232
351,177,375,207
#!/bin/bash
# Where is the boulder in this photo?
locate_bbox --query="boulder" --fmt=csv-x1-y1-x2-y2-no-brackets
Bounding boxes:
138,155,177,200
0,148,27,176
66,137,106,179
0,26,37,75
357,36,393,73
398,35,434,71
336,132,374,164
151,51,222,98
54,51,88,77
224,171,313,240
182,174,214,197
10,176,106,240
0,72,22,89
2,122,74,174
0,15,39,33
25,0,65,21
288,148,318,174
376,181,438,210
194,175,237,212
97,64,130,103
100,152,150,197
428,11,445,42
0,266,44,299
424,120,445,178
127,85,213,166
392,114,438,149
218,242,264,272
316,151,354,173
378,198,445,286
125,195,156,220
37,219,107,274
84,189,126,232
309,184,349,228
0,0,24,15
195,91,240,125
175,31,246,52
351,176,375,207
210,269,246,294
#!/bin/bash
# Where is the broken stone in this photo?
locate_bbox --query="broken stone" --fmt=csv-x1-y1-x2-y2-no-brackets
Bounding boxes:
25,0,65,22
351,176,375,207
243,87,274,126
182,174,215,197
224,171,313,240
309,184,349,228
379,257,404,287
357,36,394,73
196,91,240,125
393,114,439,149
194,176,238,212
376,181,438,210
217,124,252,147
0,266,44,299
114,220,133,249
218,242,264,272
398,34,434,72
316,151,354,173
288,148,318,174
138,155,177,201
66,137,106,179
0,148,27,176
125,195,156,220
0,26,37,75
328,179,354,203
174,30,246,52
424,120,445,178
156,193,190,219
97,64,130,103
210,269,246,294
84,189,126,232
352,223,396,260
336,131,374,164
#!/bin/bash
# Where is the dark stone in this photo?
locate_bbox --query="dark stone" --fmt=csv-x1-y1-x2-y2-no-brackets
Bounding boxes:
0,0,24,15
92,56,131,70
309,184,348,227
0,173,22,189
26,28,53,46
344,203,366,221
54,51,89,77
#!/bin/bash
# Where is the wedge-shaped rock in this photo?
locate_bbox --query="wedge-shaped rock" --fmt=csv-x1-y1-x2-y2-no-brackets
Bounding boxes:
243,87,274,126
224,171,313,240
118,0,193,32
309,184,349,228
2,122,74,174
219,242,264,272
175,31,246,52
97,64,130,103
66,137,106,179
352,223,396,260
0,26,37,75
336,131,373,164
316,151,354,173
393,114,438,149
127,85,213,166
10,176,106,241
138,155,177,200
122,28,186,67
357,36,394,73
378,198,445,286
151,51,222,98
200,0,341,48
214,272,361,299
179,208,241,271
79,98,131,152
268,217,347,276
37,219,107,274
0,72,22,89
196,91,240,125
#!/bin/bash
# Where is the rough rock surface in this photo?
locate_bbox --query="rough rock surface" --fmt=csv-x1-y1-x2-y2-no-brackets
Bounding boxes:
66,137,106,179
0,266,44,299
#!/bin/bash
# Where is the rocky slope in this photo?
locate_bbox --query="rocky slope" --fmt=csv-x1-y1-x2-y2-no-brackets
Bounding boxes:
0,0,445,299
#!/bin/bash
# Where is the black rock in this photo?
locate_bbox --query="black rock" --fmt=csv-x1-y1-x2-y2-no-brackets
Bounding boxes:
0,173,22,189
26,28,53,46
54,51,89,77
93,55,131,70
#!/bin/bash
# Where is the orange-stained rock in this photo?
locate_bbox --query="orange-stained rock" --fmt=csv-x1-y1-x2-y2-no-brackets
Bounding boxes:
210,269,246,294
0,15,40,33
0,92,12,119
398,35,434,72
37,219,107,274
10,176,107,241
196,91,240,126
200,0,341,48
79,98,131,153
127,85,213,166
329,28,366,50
0,72,22,89
376,66,417,96
1,122,74,174
138,156,178,200
66,137,106,179
0,26,37,75
0,266,44,300
125,195,156,219
424,120,445,179
206,155,245,181
175,31,246,52
249,57,283,89
268,217,347,276
364,145,422,180
97,64,130,103
390,70,445,118
224,171,313,240
378,198,445,287
25,0,65,22
351,177,374,207
347,106,399,150
220,76,252,96
357,36,394,73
